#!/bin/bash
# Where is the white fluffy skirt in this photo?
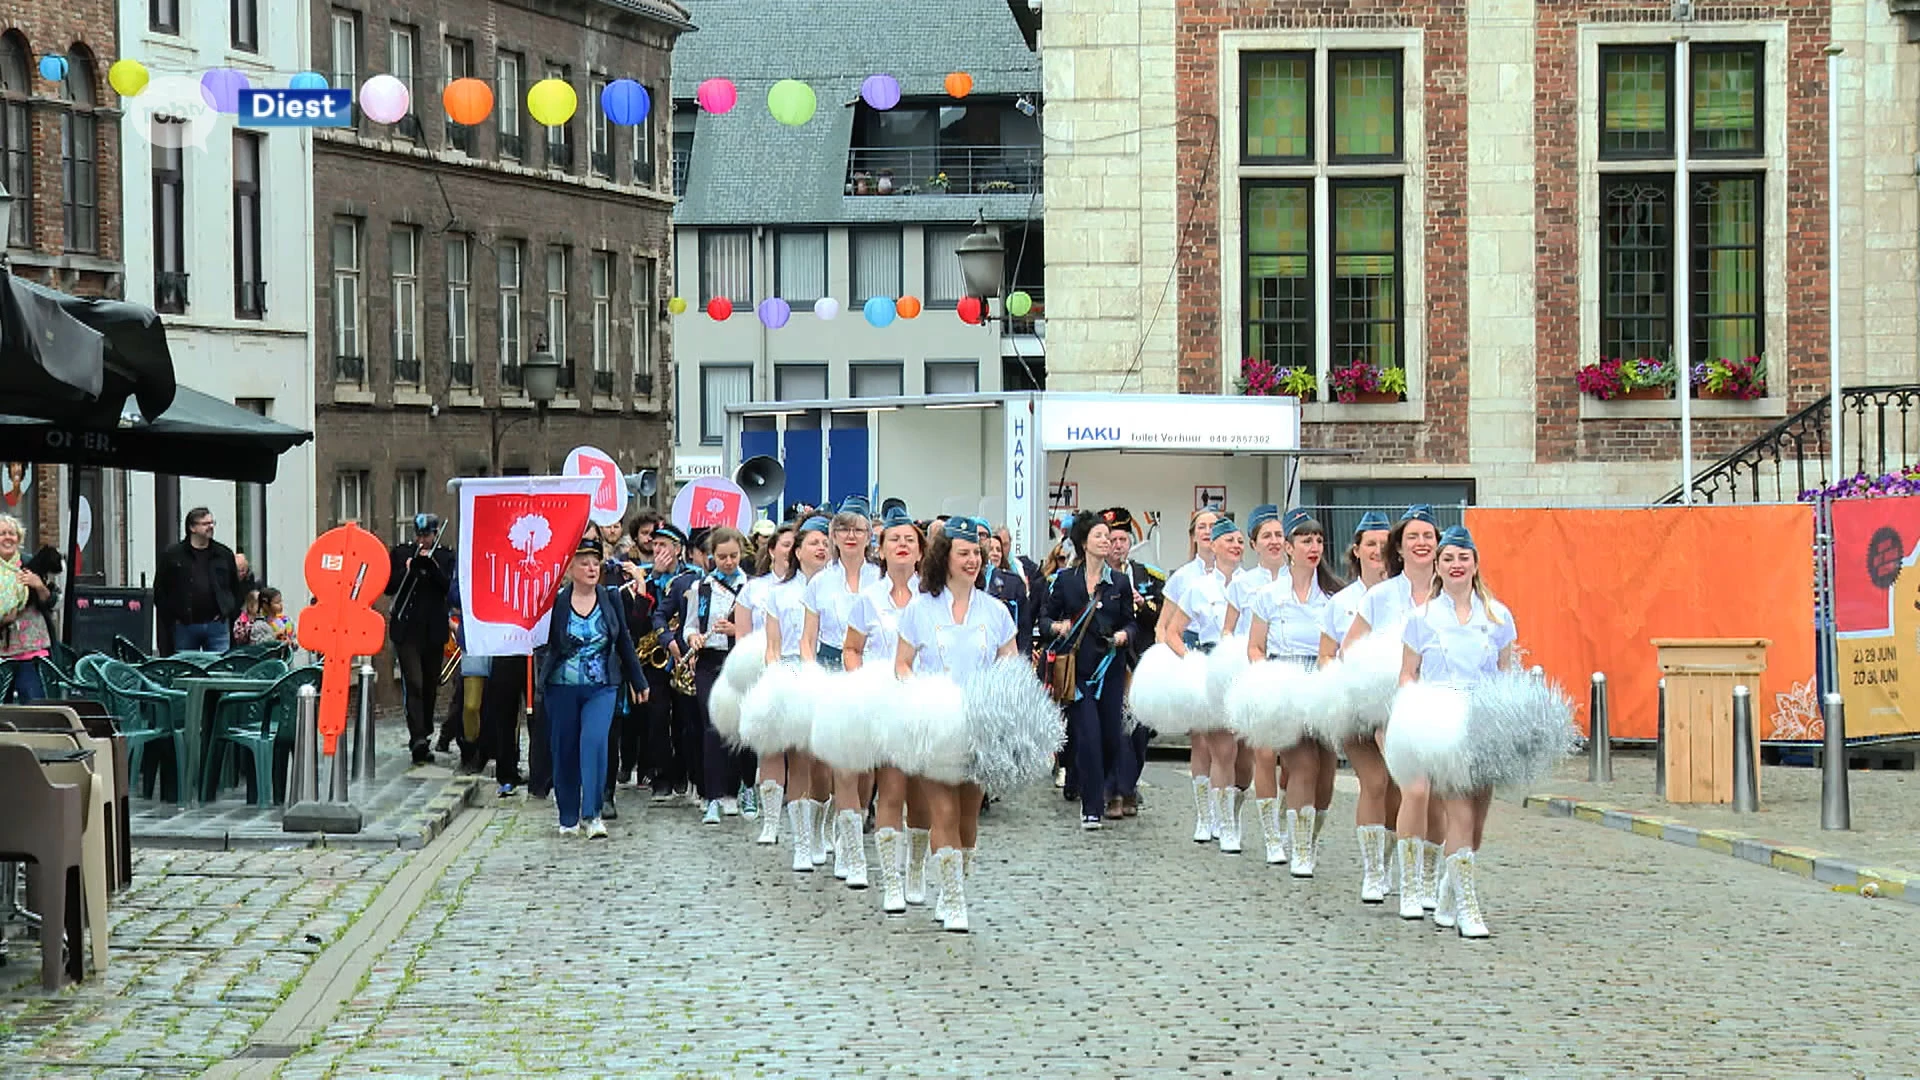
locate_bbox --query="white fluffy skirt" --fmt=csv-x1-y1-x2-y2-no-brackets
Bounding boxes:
1383,674,1579,796
1126,644,1210,735
962,658,1065,796
709,676,745,747
721,632,769,694
1205,635,1252,717
882,674,972,784
1226,658,1352,751
1317,627,1403,743
809,662,901,772
738,660,832,756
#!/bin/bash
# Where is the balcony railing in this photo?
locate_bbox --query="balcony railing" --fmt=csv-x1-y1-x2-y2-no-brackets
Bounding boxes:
591,149,613,178
450,360,474,388
555,363,575,393
155,271,189,314
446,121,474,156
547,139,573,171
502,361,524,389
235,278,267,318
500,132,524,160
394,356,422,385
634,371,654,396
846,145,1042,198
592,368,614,396
334,355,366,385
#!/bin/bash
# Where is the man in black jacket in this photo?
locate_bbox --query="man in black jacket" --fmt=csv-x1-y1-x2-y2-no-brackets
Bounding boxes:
386,513,458,764
153,507,243,655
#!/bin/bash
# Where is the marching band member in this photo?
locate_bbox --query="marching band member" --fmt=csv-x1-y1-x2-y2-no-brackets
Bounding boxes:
1317,511,1398,902
740,523,799,841
1097,507,1165,815
801,499,882,887
1043,513,1137,829
684,527,751,825
646,525,700,804
1156,508,1222,843
539,534,649,839
761,517,835,871
1227,503,1290,860
1342,505,1444,918
841,506,928,913
893,517,1022,933
1162,513,1246,852
982,533,1033,659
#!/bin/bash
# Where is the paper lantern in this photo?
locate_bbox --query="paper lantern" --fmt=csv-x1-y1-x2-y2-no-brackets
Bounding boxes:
200,68,251,114
358,74,411,125
289,71,330,91
38,54,68,83
896,296,922,320
707,297,733,321
528,78,577,127
696,77,737,115
757,298,792,329
767,79,816,126
860,74,901,111
863,296,897,328
1006,291,1034,318
442,77,494,126
108,58,149,97
601,78,650,126
956,296,984,325
945,72,973,99
667,296,688,316
813,297,840,321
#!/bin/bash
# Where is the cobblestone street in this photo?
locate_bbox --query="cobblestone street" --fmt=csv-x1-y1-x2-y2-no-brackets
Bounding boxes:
5,763,1918,1077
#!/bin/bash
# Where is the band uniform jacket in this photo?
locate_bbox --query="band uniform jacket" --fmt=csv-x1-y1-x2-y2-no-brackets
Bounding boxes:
683,571,746,654
654,565,702,685
618,577,659,694
1041,564,1139,676
1121,559,1168,666
981,563,1032,653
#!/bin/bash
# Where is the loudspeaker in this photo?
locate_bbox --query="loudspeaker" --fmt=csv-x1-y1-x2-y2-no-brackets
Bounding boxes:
626,469,659,499
734,455,786,507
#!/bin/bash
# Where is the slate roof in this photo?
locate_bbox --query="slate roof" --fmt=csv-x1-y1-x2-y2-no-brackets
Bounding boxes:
670,0,1042,227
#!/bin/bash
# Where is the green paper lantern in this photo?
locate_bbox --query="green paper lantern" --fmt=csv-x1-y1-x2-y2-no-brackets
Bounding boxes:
1006,291,1033,318
767,79,817,126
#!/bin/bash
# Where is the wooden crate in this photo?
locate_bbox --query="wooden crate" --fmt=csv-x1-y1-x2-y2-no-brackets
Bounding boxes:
1653,638,1769,805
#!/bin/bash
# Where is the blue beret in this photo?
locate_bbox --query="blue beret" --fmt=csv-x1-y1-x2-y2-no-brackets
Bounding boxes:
880,506,914,529
837,496,872,518
1209,516,1242,541
1248,504,1281,532
945,516,987,545
1400,504,1437,526
1281,507,1314,535
1354,511,1391,535
1437,525,1476,552
798,515,831,536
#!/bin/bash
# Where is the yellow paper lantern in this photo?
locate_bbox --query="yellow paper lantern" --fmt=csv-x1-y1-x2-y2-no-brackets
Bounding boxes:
767,79,817,126
108,58,149,97
667,296,688,316
527,78,578,127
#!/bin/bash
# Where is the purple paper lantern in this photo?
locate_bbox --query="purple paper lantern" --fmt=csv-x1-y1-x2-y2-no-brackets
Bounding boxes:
200,68,251,114
757,298,792,329
861,74,902,111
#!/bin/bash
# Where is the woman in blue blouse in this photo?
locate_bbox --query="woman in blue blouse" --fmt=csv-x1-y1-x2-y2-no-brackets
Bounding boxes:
540,534,650,839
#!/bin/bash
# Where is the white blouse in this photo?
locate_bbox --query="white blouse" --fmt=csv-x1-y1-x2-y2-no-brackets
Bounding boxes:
1249,574,1333,658
897,586,1016,683
848,575,919,663
1225,564,1279,617
766,571,815,658
740,573,775,634
1353,574,1431,640
1166,562,1233,645
1321,579,1370,651
803,560,882,649
1402,593,1517,688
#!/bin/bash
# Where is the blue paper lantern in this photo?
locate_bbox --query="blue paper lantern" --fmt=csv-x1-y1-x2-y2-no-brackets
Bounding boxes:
860,74,901,111
757,297,792,329
601,78,650,127
863,296,897,328
38,54,68,83
289,71,329,91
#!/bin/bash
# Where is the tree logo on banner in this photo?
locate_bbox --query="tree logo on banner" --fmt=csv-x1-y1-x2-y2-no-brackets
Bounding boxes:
471,492,592,630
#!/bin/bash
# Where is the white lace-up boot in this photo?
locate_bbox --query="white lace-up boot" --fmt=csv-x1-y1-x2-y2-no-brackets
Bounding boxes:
830,810,851,880
1190,776,1212,843
1289,808,1317,877
1432,849,1459,929
810,801,831,867
756,781,784,845
1358,825,1390,904
962,847,976,878
874,828,906,913
789,800,813,872
1219,787,1244,854
1419,841,1443,911
839,810,869,889
1452,850,1489,939
1396,837,1424,919
936,848,969,933
1256,798,1284,864
905,828,931,905
932,850,950,924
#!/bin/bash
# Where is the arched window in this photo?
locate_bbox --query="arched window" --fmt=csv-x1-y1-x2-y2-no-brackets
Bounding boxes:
0,31,31,247
60,44,98,253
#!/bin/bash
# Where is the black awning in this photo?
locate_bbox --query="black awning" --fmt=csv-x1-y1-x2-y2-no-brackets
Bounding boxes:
0,272,177,425
0,385,312,484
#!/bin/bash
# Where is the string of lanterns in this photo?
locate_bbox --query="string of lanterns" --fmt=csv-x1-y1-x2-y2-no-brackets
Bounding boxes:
666,291,1033,328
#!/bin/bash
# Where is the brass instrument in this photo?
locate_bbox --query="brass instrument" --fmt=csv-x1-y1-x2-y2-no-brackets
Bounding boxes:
671,657,697,697
637,628,671,669
439,644,463,686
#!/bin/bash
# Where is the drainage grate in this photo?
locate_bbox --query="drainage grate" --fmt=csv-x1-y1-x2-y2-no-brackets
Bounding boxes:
233,1044,299,1059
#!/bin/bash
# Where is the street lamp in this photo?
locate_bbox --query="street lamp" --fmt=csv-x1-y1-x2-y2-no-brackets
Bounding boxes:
483,333,560,476
955,211,1005,300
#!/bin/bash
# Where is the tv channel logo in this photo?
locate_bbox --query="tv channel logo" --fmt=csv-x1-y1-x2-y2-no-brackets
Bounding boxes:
238,88,352,128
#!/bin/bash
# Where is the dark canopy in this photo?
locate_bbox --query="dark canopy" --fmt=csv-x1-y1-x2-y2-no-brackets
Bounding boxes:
0,386,312,484
0,273,177,426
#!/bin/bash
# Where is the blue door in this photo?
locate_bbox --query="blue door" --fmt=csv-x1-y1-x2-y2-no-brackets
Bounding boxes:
827,417,868,509
782,427,823,511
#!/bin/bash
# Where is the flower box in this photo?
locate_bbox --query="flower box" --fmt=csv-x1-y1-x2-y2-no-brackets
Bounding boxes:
1348,390,1402,404
1329,360,1407,404
1619,386,1670,401
1579,357,1676,401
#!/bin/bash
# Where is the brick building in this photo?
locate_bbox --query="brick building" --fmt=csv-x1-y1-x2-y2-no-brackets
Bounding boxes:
1035,0,1920,507
1,6,122,562
311,0,688,547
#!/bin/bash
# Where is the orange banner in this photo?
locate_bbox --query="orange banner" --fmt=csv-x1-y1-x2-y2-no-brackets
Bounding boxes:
1462,506,1817,740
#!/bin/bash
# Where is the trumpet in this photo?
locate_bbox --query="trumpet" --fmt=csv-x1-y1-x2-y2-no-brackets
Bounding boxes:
671,659,697,697
440,644,463,686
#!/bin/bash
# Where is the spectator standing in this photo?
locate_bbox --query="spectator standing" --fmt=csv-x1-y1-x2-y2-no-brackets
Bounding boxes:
154,507,243,655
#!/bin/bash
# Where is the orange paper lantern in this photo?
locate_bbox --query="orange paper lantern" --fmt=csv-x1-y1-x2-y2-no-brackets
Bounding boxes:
896,295,922,319
945,72,973,99
442,77,495,126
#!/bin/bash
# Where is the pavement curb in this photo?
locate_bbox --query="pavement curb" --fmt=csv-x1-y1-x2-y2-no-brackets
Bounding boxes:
131,775,486,852
1522,794,1918,906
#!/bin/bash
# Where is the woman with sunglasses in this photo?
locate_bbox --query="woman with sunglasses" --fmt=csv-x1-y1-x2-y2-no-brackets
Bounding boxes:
801,499,882,887
1162,515,1248,852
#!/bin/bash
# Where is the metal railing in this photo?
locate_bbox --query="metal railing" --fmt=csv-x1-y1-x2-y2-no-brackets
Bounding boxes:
591,149,614,178
155,271,189,314
547,139,573,171
394,357,422,385
450,360,474,389
499,132,525,160
592,368,614,396
333,355,365,385
1660,385,1920,504
502,361,524,389
235,278,267,318
845,145,1042,197
634,371,655,396
446,121,474,156
555,363,576,392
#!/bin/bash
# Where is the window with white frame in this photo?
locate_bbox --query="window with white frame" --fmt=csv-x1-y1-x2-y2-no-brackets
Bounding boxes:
389,25,421,140
393,470,424,545
1596,41,1765,370
334,469,368,527
498,240,523,382
497,52,523,159
775,230,827,305
850,229,901,302
776,363,829,401
1238,48,1407,399
701,365,753,445
443,38,474,153
233,132,264,317
591,251,614,376
544,63,573,170
590,75,612,177
332,218,363,380
59,50,98,254
851,363,903,398
632,255,656,392
925,360,979,395
390,227,420,384
330,9,358,90
922,227,972,307
635,85,658,188
699,230,752,304
546,245,570,369
446,234,471,386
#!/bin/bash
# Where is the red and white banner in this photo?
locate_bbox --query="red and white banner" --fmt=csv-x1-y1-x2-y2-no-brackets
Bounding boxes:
457,475,599,656
564,445,628,527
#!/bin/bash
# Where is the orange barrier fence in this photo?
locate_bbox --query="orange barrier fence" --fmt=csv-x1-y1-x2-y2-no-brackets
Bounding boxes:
1462,506,1816,740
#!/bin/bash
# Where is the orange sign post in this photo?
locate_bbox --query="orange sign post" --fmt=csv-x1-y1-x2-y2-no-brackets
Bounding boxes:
296,524,391,755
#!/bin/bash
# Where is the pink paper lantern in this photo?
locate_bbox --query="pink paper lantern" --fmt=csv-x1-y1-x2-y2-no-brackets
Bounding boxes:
696,78,737,115
359,74,412,125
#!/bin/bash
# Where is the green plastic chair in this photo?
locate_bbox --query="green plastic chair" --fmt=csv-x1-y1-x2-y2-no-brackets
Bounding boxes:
96,659,190,802
111,635,151,664
48,640,81,674
74,653,113,690
205,653,264,676
138,657,207,687
0,660,16,703
242,658,289,680
202,666,324,806
33,655,82,700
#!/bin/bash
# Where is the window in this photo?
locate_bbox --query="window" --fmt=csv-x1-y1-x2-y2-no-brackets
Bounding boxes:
775,231,827,305
496,51,523,159
446,235,472,387
546,246,570,389
1298,479,1473,540
60,50,98,254
1237,48,1408,399
233,133,264,318
699,230,752,304
390,228,420,384
776,364,829,401
234,401,270,584
850,229,902,302
670,105,693,197
0,35,31,248
632,256,656,394
851,363,903,399
151,0,180,33
544,63,573,170
926,360,979,395
392,470,425,545
334,469,369,527
1596,42,1767,367
332,218,363,382
153,133,187,313
923,227,972,307
591,251,614,386
590,75,613,177
232,0,259,51
498,241,523,385
701,365,754,445
443,38,474,154
634,85,659,187
389,25,421,141
330,9,359,92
